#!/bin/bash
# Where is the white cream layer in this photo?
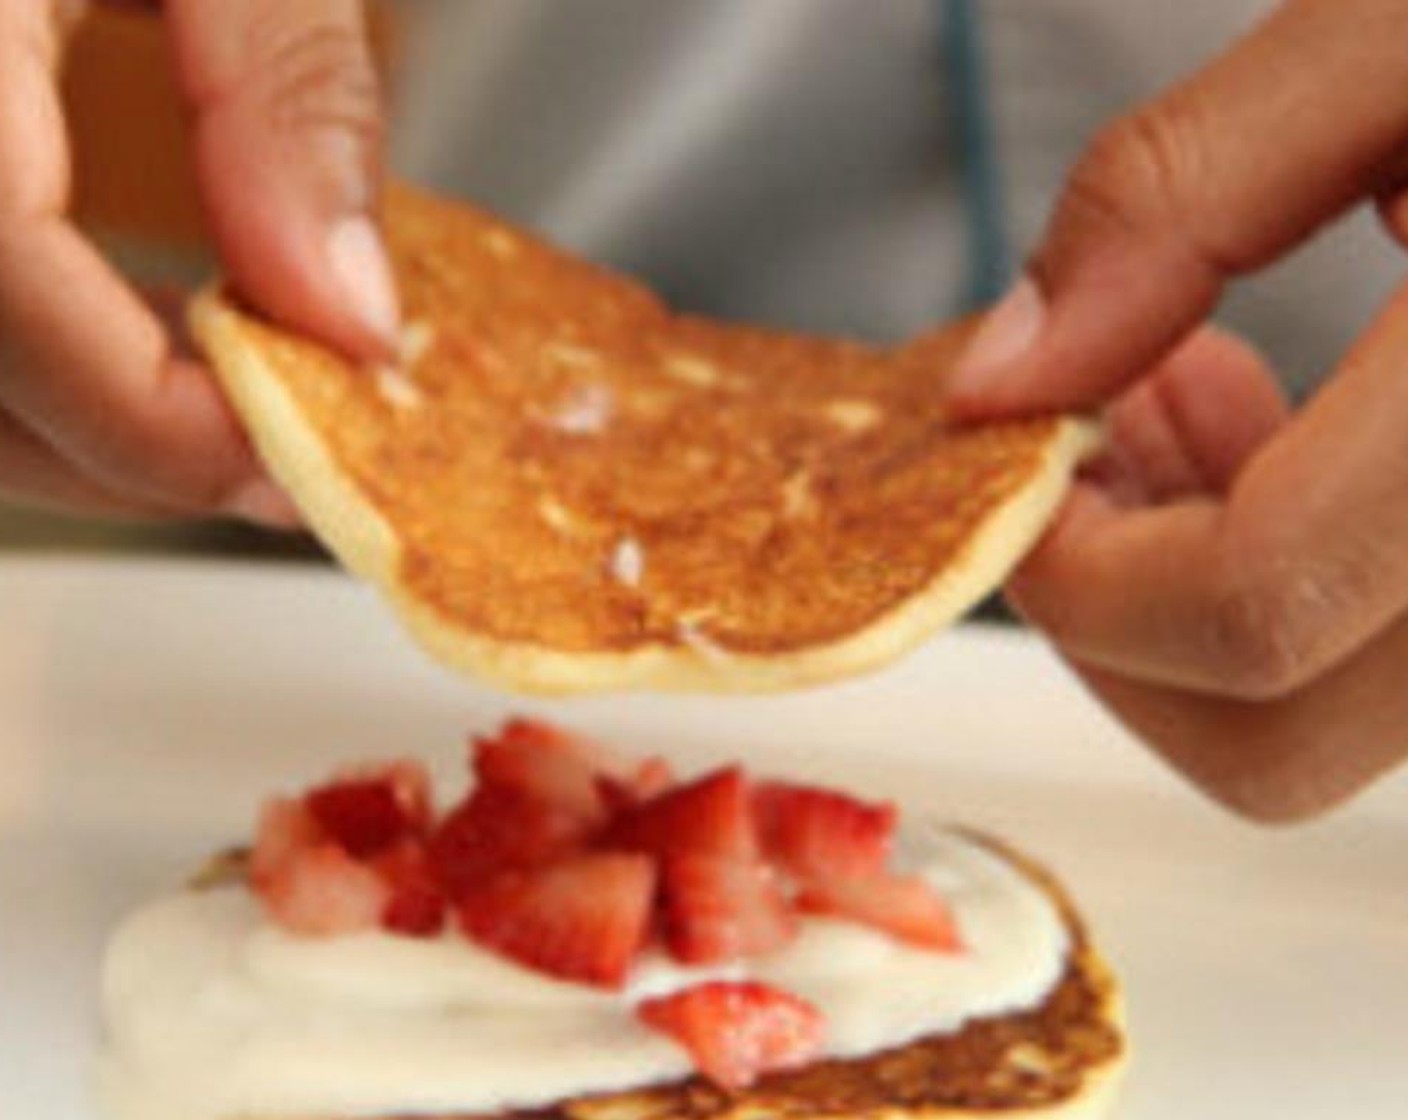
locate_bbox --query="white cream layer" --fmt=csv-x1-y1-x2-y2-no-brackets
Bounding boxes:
97,826,1068,1120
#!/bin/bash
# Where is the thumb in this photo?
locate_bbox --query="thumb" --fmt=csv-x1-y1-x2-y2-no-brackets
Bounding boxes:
944,0,1408,419
164,0,398,359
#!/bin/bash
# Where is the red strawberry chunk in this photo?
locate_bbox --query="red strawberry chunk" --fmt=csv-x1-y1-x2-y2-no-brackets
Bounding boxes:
663,855,797,965
428,785,589,900
306,778,412,859
607,767,757,862
383,882,448,937
251,797,324,887
597,755,677,814
372,840,447,937
797,873,962,951
333,758,434,830
459,852,656,988
753,782,896,882
638,982,824,1090
247,719,956,992
256,843,390,936
630,756,676,800
473,720,610,825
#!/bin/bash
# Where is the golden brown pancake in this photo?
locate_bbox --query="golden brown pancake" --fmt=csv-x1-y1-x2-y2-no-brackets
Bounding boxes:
194,833,1125,1120
192,185,1094,693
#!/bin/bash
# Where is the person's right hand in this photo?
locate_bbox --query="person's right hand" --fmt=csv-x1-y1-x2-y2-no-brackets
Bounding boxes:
0,0,397,524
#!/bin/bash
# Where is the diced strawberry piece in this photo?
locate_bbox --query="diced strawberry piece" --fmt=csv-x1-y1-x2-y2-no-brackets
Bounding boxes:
372,840,447,937
597,777,640,817
637,982,824,1090
250,796,324,887
256,843,391,936
753,782,896,882
306,778,411,859
606,768,757,862
662,855,797,965
371,835,436,884
334,758,434,830
477,719,676,822
428,785,589,900
383,881,448,937
797,873,962,951
597,756,677,815
458,852,657,988
631,756,676,799
473,720,609,824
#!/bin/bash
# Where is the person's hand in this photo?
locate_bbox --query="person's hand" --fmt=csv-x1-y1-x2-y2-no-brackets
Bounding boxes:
0,0,397,523
943,0,1408,822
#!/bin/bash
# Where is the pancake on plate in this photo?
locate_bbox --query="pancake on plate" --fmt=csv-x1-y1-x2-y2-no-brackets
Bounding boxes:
98,720,1126,1120
193,185,1094,693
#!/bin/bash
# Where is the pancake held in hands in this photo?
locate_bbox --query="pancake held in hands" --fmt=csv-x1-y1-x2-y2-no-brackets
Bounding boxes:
192,186,1094,693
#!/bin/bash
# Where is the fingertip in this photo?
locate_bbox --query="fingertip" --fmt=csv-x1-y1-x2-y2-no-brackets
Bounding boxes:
944,278,1046,409
220,475,304,530
168,0,397,363
941,270,1160,422
326,213,401,352
1005,482,1121,626
206,184,401,364
1144,325,1291,491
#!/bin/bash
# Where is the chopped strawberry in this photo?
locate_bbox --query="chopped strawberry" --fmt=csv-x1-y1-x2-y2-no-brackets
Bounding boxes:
597,755,677,814
458,852,656,988
797,873,962,951
257,843,390,936
474,719,674,823
333,758,434,830
250,796,324,887
637,982,824,1090
753,782,896,882
606,768,757,862
631,756,677,798
306,778,413,859
662,855,797,965
383,882,448,936
372,840,447,937
428,785,589,900
247,719,956,994
473,720,608,824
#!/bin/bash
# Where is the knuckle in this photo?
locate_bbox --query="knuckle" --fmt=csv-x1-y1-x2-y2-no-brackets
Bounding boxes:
1062,116,1167,231
247,16,382,145
1202,765,1333,826
1154,714,1343,826
1055,102,1226,262
1202,558,1319,701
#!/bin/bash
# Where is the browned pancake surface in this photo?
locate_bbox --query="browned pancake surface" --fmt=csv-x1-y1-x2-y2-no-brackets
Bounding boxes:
217,186,1074,660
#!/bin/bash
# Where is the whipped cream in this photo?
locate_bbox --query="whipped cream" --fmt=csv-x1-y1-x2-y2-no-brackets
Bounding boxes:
98,826,1069,1120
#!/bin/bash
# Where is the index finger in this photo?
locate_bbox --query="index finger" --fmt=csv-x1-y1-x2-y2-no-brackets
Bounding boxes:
1010,278,1408,702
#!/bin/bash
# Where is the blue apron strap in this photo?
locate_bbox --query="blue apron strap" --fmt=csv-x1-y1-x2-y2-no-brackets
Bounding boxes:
939,0,1013,313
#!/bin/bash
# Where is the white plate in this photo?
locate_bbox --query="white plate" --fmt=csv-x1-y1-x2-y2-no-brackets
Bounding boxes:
2,556,1406,1119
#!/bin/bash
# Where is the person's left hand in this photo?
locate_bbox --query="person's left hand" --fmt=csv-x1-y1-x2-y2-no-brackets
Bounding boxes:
942,0,1408,823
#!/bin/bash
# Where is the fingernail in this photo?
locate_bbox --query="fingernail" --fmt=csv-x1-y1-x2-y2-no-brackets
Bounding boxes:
224,478,304,530
327,215,401,347
949,277,1046,398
